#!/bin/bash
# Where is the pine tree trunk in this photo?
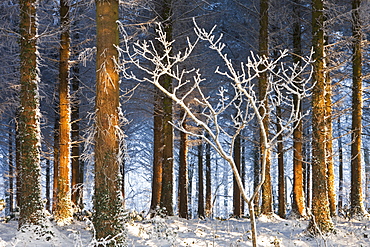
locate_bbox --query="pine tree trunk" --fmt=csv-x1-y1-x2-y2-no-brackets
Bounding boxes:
233,134,241,217
198,142,205,218
308,0,333,234
45,159,51,213
8,128,14,214
55,0,73,224
158,0,174,216
277,106,285,219
338,118,344,210
150,94,163,215
259,0,273,215
53,112,59,213
18,0,44,227
71,27,82,210
178,114,188,218
205,139,212,217
350,0,366,217
325,69,336,217
292,0,306,218
94,0,126,243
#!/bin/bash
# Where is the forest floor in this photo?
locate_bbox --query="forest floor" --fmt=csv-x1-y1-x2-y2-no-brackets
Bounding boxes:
0,213,369,246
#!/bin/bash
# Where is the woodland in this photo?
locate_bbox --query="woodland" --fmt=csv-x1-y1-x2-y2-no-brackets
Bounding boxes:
0,0,370,246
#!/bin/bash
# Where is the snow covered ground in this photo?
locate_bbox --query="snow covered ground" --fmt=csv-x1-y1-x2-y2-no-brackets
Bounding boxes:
0,214,369,246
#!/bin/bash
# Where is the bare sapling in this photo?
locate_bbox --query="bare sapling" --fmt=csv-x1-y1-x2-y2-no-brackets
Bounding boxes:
116,20,313,247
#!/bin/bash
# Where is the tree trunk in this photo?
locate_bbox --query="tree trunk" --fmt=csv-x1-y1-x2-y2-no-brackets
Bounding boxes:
325,65,336,217
150,93,163,215
178,114,188,219
71,26,82,210
337,118,344,210
53,112,59,213
292,0,306,218
8,127,14,214
259,0,273,216
308,0,333,234
45,159,51,213
198,142,205,218
233,134,241,217
205,138,212,218
18,0,44,228
350,0,366,217
55,0,73,224
277,106,285,219
94,0,126,243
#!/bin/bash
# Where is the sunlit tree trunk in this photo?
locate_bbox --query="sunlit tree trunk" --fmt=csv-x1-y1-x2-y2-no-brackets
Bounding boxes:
18,0,44,228
178,112,188,219
94,0,126,243
292,0,306,218
325,67,336,217
259,0,273,216
55,0,73,224
308,0,333,234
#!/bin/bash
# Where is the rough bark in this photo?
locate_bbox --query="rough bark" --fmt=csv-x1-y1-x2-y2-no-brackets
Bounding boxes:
94,0,126,244
55,0,73,224
259,0,273,216
350,0,366,217
308,0,333,234
18,0,44,228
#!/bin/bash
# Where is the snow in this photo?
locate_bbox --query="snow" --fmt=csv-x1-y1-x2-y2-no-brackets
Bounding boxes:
0,215,369,246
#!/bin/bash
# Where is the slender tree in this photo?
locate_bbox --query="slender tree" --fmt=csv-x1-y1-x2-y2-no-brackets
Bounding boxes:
55,0,73,224
308,0,333,234
350,0,366,217
18,0,45,228
205,138,212,217
178,111,188,218
233,134,242,217
198,142,205,218
94,0,126,244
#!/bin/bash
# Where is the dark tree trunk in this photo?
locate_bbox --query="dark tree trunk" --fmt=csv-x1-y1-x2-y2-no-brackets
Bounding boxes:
178,115,188,219
205,138,212,217
198,142,205,218
233,135,241,217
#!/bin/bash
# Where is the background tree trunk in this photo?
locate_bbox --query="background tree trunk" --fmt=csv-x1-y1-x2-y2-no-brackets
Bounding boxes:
178,114,188,219
350,0,366,217
198,142,205,218
233,134,241,217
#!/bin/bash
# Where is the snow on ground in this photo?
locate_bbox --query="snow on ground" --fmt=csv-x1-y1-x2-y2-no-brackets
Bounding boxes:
0,215,369,246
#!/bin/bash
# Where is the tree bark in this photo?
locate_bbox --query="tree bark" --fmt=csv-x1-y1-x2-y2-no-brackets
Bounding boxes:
308,0,333,234
350,0,366,217
94,0,126,243
55,0,73,224
18,0,44,228
259,0,273,216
